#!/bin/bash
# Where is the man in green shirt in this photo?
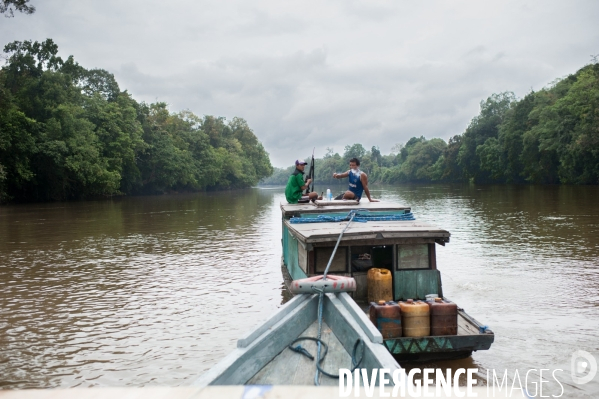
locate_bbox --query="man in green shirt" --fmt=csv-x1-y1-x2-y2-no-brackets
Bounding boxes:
285,160,320,203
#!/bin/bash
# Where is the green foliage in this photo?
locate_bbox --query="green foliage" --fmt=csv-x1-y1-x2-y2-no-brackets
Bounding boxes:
457,92,515,183
261,60,599,188
343,143,366,162
0,39,273,202
0,0,35,17
380,137,447,183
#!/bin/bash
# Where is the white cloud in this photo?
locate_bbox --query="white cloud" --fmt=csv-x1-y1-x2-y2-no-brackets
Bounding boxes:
1,0,598,166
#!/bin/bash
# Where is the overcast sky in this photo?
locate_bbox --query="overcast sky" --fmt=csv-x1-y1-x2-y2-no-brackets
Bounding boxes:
2,0,598,167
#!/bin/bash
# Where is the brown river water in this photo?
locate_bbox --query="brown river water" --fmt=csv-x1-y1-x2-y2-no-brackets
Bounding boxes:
1,184,598,397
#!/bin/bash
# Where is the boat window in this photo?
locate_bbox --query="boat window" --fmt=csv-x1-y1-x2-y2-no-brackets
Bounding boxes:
315,247,348,273
372,246,393,270
397,244,430,270
349,245,393,273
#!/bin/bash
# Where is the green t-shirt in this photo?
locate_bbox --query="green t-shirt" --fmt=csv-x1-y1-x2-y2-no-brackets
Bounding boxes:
285,170,305,203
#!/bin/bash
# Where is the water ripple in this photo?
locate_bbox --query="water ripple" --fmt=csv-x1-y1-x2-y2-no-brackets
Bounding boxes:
1,186,598,396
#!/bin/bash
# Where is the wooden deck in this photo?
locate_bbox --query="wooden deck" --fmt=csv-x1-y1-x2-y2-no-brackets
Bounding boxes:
458,313,480,335
247,320,352,386
285,219,450,243
280,201,411,217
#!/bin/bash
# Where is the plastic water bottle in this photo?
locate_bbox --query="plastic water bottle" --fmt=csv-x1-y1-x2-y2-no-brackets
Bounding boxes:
326,189,331,201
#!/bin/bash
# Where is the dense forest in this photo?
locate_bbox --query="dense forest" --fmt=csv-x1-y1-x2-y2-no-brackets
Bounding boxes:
0,39,273,203
1,37,597,203
262,60,599,186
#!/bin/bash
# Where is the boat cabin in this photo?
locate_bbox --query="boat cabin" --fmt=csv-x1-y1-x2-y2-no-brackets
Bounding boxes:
281,200,450,302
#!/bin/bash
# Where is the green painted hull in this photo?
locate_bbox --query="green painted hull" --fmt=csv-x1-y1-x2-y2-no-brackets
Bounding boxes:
385,332,494,355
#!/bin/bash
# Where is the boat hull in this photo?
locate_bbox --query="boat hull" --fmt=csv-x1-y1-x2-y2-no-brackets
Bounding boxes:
194,291,401,387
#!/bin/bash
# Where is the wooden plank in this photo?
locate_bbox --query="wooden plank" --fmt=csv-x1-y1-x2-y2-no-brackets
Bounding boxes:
352,272,368,301
393,270,442,300
288,225,427,235
319,326,352,386
429,243,437,270
281,201,411,217
457,314,480,336
248,318,361,386
323,294,401,375
336,292,383,344
284,219,451,244
315,246,347,273
292,321,323,385
314,199,359,206
246,337,301,384
314,238,436,247
289,223,449,237
288,220,447,230
298,244,308,273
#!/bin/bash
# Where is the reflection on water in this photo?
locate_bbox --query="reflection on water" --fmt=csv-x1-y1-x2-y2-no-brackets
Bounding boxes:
379,184,599,398
1,184,598,396
0,190,285,388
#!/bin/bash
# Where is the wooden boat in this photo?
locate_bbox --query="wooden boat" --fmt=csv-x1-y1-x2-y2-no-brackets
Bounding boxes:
193,291,401,387
196,200,493,388
279,200,494,361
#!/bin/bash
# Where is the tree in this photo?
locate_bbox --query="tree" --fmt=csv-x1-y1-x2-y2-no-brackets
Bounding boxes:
497,92,536,183
1,0,35,17
371,146,382,166
343,143,366,162
476,137,503,180
400,138,447,182
0,77,37,200
555,64,599,184
399,136,425,164
0,39,274,202
457,92,515,183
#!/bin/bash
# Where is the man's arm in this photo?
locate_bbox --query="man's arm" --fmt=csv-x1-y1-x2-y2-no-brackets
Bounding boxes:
333,170,349,179
360,173,379,202
300,178,312,190
296,173,311,191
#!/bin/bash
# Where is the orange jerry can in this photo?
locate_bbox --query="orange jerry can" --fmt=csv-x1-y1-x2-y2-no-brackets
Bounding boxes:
399,299,430,337
430,298,458,336
369,300,402,339
367,268,393,303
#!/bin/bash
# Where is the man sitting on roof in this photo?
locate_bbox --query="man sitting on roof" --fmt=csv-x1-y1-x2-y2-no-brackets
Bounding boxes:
285,160,321,204
332,157,379,202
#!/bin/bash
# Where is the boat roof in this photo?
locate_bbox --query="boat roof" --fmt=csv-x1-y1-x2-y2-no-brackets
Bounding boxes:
281,201,450,244
280,200,411,217
285,219,450,243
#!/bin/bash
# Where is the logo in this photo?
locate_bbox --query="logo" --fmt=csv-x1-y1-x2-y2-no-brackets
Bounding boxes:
571,350,597,385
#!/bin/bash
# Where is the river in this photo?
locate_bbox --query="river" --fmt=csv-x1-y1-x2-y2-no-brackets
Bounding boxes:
0,184,598,397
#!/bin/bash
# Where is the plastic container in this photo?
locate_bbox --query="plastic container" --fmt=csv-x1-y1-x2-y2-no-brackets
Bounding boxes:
326,189,331,201
399,299,430,337
367,268,393,303
369,300,402,339
367,268,379,302
424,295,439,309
430,298,458,336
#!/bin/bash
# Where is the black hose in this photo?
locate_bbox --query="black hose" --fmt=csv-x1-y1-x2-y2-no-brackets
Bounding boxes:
287,337,365,380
